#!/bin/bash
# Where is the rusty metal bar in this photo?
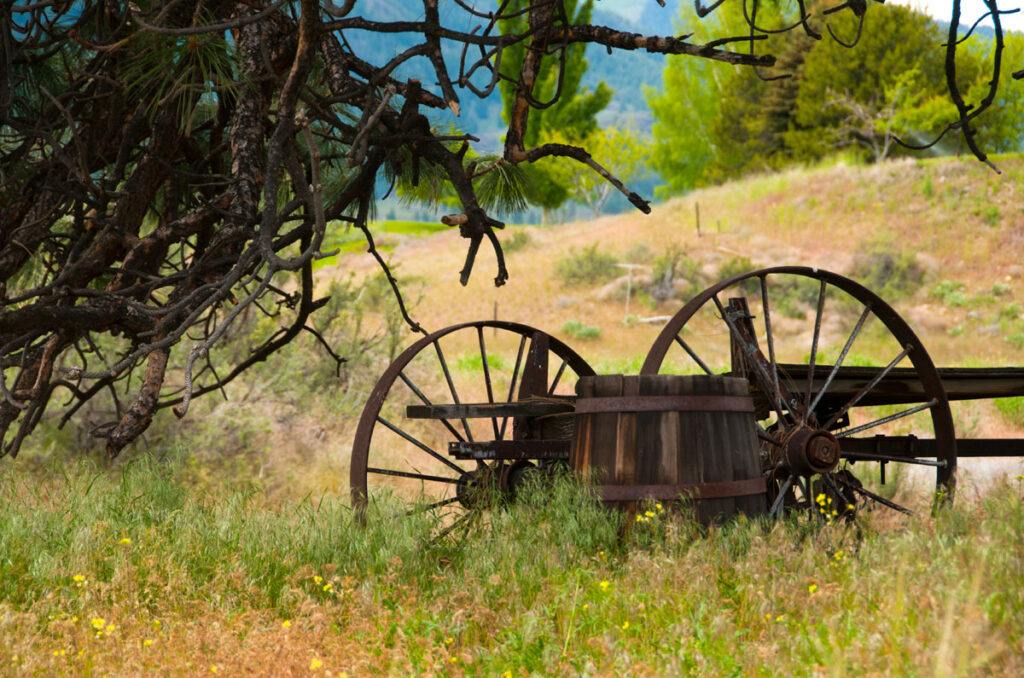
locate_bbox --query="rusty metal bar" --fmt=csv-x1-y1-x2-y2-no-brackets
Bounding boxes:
448,439,571,460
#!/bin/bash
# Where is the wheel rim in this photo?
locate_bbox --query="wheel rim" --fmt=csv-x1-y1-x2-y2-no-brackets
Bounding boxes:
350,321,595,522
640,266,956,515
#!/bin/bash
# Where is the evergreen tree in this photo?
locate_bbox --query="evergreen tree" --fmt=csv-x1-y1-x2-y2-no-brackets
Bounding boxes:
498,0,613,221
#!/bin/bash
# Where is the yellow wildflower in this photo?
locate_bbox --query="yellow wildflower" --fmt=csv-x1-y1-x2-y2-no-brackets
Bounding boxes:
655,503,663,512
621,621,629,630
644,510,655,518
71,616,78,622
816,493,826,505
106,625,115,632
776,615,785,622
119,537,131,545
582,604,589,611
282,620,291,628
322,583,333,592
599,580,610,591
445,636,454,645
143,639,153,647
310,657,324,670
210,667,218,674
808,583,818,594
90,618,105,631
72,574,86,584
313,575,323,584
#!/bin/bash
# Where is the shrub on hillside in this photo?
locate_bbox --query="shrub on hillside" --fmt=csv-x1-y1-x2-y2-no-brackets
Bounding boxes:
649,245,701,303
851,239,924,301
561,320,602,340
555,245,620,286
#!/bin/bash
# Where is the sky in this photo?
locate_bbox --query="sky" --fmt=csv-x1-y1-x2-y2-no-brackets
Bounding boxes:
893,0,1024,32
593,0,1024,33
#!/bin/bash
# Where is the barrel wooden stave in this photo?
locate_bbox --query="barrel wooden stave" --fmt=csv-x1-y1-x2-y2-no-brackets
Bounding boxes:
571,374,766,525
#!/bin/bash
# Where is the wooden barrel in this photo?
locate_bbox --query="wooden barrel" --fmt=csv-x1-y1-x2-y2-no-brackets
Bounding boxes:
571,374,767,525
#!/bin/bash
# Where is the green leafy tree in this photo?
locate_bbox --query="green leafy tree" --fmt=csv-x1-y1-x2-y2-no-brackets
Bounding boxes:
646,3,751,196
542,124,650,217
787,6,950,161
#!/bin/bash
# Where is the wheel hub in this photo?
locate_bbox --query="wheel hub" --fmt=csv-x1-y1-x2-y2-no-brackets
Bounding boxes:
455,466,497,509
784,426,841,475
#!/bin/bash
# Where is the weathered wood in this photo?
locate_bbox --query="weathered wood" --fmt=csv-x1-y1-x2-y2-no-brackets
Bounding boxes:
571,374,767,526
775,365,1024,406
406,399,573,419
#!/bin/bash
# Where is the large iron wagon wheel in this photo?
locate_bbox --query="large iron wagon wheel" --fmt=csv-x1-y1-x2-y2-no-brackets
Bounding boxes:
640,266,956,517
350,320,594,529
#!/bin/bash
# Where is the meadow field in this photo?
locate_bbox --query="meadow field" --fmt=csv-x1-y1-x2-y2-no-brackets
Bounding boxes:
4,156,1024,676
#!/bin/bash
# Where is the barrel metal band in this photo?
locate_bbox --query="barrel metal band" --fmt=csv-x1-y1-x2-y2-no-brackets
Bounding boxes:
598,477,767,501
575,395,754,414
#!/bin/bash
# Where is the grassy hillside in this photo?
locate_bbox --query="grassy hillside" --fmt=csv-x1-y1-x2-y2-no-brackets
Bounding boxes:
4,155,1024,676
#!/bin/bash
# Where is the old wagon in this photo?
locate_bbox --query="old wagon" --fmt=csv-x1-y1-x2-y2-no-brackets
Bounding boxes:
350,267,1024,526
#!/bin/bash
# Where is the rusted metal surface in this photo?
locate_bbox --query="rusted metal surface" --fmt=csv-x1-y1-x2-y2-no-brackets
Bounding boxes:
782,426,841,475
574,394,754,414
598,477,767,501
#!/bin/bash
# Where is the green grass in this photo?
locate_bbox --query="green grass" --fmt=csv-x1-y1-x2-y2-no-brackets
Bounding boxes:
2,458,1024,675
560,320,602,340
995,396,1024,425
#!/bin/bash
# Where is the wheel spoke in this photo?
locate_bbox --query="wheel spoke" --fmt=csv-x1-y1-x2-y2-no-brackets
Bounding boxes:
398,372,465,444
376,415,465,474
768,475,793,518
760,274,782,419
809,305,871,416
431,510,475,544
823,345,913,430
477,327,500,440
433,340,474,443
499,334,528,439
756,426,782,446
821,473,854,511
367,466,461,485
714,294,790,424
672,334,713,375
836,399,936,438
548,359,568,395
838,477,913,515
804,279,827,421
409,495,463,516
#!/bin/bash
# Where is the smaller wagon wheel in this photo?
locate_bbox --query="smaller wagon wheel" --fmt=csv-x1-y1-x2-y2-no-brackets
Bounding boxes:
640,266,956,518
350,320,595,528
